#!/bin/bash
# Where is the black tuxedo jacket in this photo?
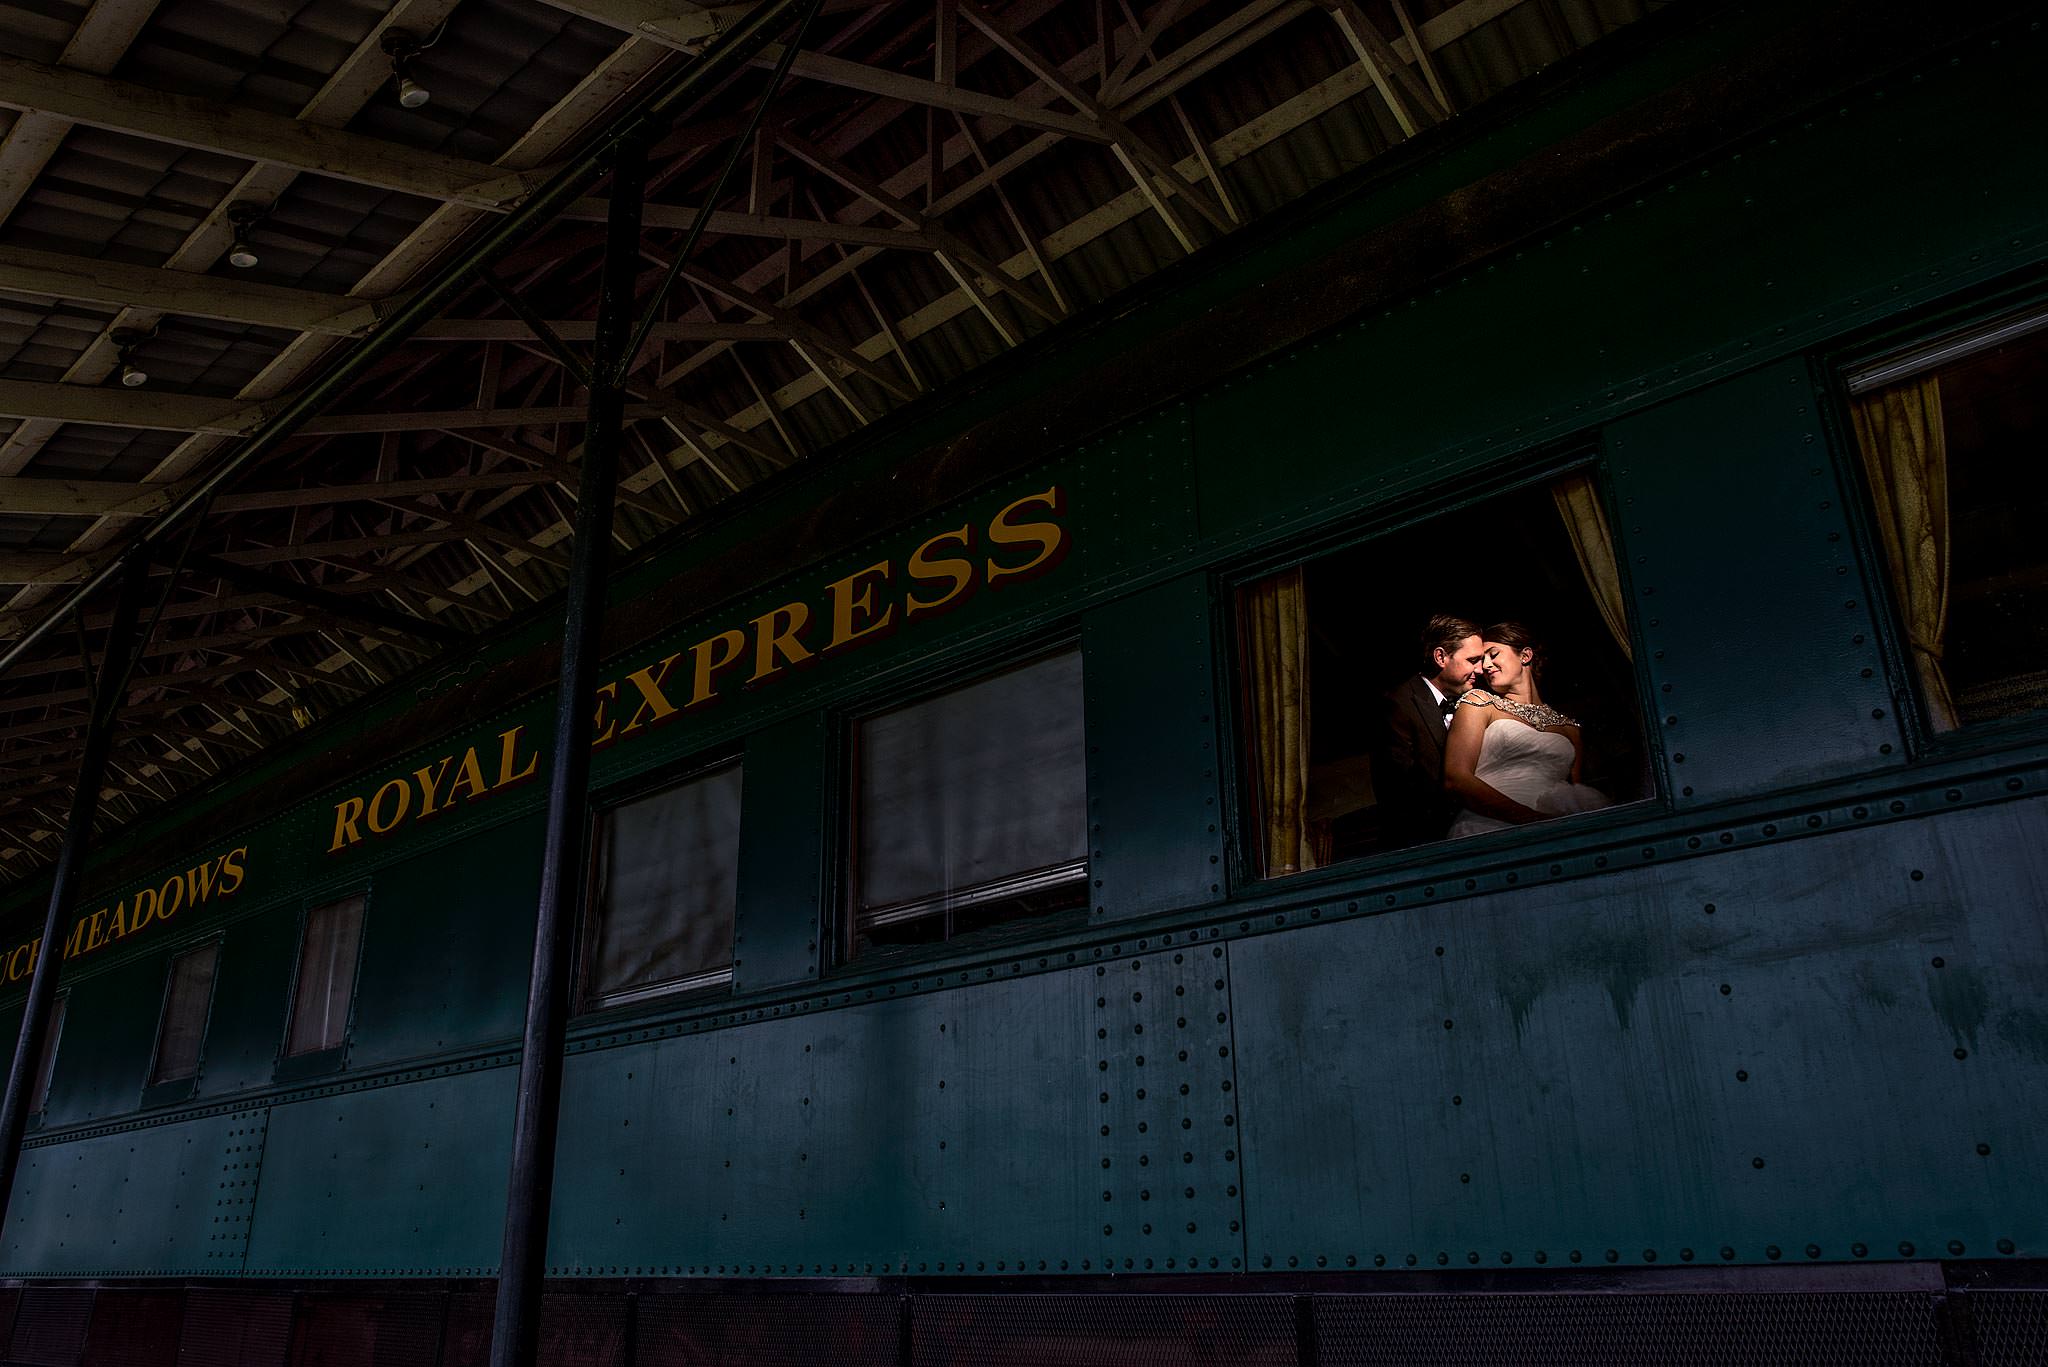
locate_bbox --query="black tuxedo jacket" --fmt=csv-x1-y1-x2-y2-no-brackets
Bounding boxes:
1378,674,1460,847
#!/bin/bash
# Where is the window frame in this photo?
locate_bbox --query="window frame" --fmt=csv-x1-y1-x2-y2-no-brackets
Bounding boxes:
1217,449,1658,893
142,934,224,1106
1830,287,2048,754
838,638,1091,962
26,989,67,1125
274,889,369,1081
576,750,745,1015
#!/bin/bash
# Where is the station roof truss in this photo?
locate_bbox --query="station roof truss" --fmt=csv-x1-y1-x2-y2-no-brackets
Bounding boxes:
0,0,1659,882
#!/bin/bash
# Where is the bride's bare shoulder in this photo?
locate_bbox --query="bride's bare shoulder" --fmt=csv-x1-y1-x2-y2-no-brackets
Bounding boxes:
1455,688,1501,708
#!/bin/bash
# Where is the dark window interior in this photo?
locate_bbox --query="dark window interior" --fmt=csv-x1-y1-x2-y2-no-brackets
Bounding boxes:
150,942,219,1084
285,896,364,1057
851,649,1087,953
584,761,742,1008
1933,326,2048,723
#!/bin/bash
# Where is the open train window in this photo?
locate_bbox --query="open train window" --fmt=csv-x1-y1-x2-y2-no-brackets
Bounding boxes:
148,941,220,1088
581,758,742,1010
1235,470,1650,875
283,894,365,1062
1845,304,2048,732
28,991,65,1117
847,648,1087,955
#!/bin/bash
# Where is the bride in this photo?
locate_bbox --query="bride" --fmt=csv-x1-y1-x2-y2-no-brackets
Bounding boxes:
1443,622,1611,838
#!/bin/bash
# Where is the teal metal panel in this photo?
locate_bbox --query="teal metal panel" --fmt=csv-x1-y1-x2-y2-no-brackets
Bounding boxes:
1189,26,2048,544
347,816,542,1067
1228,796,2048,1270
1082,574,1227,922
0,1109,266,1276
1071,406,1200,588
39,953,162,1125
1090,944,1246,1272
733,715,826,993
243,1065,513,1275
1605,361,1901,801
546,967,1111,1275
192,903,298,1097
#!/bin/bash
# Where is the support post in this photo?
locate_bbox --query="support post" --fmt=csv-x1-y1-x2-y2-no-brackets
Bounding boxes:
0,553,149,1222
485,133,647,1367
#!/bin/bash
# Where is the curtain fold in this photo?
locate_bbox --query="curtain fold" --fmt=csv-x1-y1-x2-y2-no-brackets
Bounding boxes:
1851,376,1958,731
1242,568,1322,875
1551,472,1632,660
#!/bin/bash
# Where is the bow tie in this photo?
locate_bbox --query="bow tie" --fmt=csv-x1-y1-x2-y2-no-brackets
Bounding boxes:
1439,696,1459,716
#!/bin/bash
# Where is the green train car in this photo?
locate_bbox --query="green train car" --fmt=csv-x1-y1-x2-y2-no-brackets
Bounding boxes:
4,3,2047,1363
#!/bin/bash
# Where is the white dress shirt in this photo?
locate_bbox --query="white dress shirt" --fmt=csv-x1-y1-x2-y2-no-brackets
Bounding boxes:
1423,676,1455,729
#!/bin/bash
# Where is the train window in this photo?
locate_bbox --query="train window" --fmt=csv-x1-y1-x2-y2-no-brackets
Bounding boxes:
848,648,1087,953
148,942,220,1085
1846,306,2048,730
582,759,742,1009
284,894,365,1057
29,992,65,1114
1236,471,1649,875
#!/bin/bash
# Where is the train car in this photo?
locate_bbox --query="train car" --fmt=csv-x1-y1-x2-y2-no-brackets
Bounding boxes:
2,1,2046,1363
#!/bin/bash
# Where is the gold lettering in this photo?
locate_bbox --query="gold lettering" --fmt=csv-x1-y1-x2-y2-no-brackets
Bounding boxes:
366,778,411,834
591,681,620,747
986,486,1066,585
62,920,89,959
329,796,366,852
687,629,748,707
105,899,129,942
84,908,109,953
158,874,185,920
618,655,682,736
184,856,222,906
445,747,489,806
218,846,247,896
131,884,159,935
7,943,31,982
905,525,976,618
496,726,539,787
748,601,814,684
825,561,894,652
412,755,455,817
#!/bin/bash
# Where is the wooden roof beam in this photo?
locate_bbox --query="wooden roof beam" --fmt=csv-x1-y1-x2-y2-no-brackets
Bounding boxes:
0,54,539,208
0,244,389,335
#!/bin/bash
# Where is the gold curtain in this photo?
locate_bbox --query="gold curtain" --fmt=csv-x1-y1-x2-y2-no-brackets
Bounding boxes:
1851,376,1958,730
1551,472,1632,660
1241,568,1324,875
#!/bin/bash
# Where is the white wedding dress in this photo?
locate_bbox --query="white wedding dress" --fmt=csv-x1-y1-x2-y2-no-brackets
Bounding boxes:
1447,716,1611,838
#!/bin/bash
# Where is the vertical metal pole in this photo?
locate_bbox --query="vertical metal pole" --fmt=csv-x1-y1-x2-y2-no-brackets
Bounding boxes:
0,553,149,1222
487,133,646,1367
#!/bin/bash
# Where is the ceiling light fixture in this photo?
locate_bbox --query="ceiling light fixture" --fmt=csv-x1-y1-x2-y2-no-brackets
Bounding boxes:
225,202,268,270
110,328,152,387
382,27,436,109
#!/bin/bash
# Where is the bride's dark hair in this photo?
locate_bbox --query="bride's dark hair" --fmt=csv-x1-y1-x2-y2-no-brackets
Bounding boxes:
1482,621,1545,676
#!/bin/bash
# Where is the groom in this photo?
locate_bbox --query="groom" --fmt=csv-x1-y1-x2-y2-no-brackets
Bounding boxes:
1377,615,1487,847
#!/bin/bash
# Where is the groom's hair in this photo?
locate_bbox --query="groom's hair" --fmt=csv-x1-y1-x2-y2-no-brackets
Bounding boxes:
1421,614,1482,665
